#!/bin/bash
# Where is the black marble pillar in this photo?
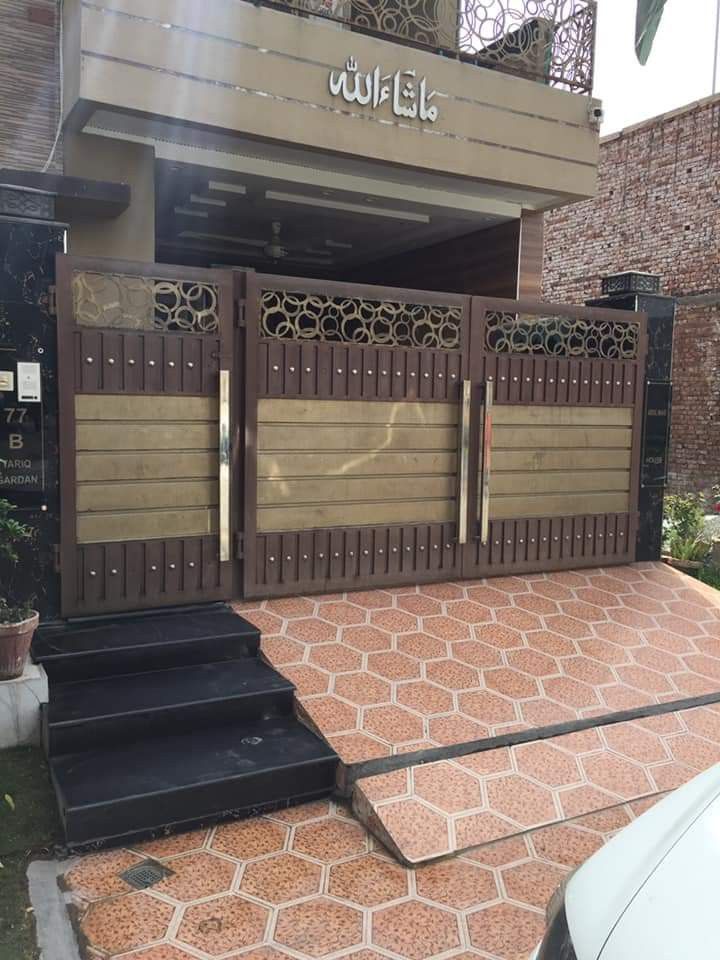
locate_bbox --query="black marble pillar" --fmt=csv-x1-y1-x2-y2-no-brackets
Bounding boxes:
0,190,66,620
587,278,676,563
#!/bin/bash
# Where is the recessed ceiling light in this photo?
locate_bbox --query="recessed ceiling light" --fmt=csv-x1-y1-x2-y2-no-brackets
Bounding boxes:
174,206,208,218
189,193,226,207
265,191,430,223
208,180,247,195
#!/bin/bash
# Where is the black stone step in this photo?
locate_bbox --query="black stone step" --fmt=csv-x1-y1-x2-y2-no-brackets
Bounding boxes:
51,718,338,848
44,660,294,755
33,610,259,682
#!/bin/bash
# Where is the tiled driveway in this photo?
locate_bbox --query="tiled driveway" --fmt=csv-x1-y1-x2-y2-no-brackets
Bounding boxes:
236,562,720,765
67,795,661,960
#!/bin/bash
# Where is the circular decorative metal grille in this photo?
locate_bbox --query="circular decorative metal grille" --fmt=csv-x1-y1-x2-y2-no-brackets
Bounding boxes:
485,311,639,359
261,290,462,350
72,271,219,333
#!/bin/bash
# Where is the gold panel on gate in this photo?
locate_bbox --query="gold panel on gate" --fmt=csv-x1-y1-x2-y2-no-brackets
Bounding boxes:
480,404,633,520
256,398,458,533
75,394,219,544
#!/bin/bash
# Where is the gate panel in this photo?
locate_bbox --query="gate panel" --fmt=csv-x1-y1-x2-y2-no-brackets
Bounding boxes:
463,297,647,577
244,275,470,597
57,256,235,617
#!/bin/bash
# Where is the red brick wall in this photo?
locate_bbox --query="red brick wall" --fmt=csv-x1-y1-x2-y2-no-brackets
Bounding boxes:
543,95,720,493
0,0,61,172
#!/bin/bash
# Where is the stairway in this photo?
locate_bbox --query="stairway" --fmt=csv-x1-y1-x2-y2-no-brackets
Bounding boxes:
33,607,338,849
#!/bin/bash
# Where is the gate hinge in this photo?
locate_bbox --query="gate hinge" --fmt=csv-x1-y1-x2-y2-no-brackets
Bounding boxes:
46,284,57,317
235,532,245,560
234,301,246,328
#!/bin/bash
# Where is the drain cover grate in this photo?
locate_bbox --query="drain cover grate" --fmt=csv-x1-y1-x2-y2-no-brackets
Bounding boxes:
120,859,174,890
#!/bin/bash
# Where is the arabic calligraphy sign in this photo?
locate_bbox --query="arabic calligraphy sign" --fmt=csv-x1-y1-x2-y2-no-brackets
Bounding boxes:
328,56,441,123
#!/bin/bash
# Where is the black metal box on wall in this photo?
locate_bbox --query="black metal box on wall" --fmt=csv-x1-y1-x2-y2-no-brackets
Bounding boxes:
0,204,66,620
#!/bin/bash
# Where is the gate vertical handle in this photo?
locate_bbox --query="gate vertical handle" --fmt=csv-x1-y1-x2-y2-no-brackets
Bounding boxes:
480,380,494,545
219,368,231,562
457,379,472,545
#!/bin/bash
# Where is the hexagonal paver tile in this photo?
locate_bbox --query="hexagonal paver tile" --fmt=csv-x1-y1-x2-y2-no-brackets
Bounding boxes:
681,707,720,743
514,592,561,616
593,621,644,647
514,741,582,787
396,680,454,715
575,586,622,608
458,689,517,725
242,610,285,635
82,892,174,955
292,818,367,862
364,705,425,745
506,648,558,677
366,650,421,681
542,675,600,709
486,775,558,827
377,799,451,861
372,900,461,960
153,851,236,902
581,753,653,799
484,667,539,700
668,733,720,770
452,639,504,669
527,630,577,658
655,613,704,638
345,590,394,610
396,632,448,660
370,609,420,633
261,636,306,667
275,898,363,957
270,800,331,824
544,614,593,639
428,714,488,746
529,822,604,868
423,615,473,642
334,672,392,705
240,853,322,904
602,722,669,764
521,698,576,728
454,811,518,849
211,818,287,860
466,584,513,606
530,580,575,601
177,895,269,955
465,833,530,868
328,853,409,906
615,664,674,694
467,902,545,958
559,784,623,819
65,849,144,900
329,732,390,764
133,829,209,860
265,597,316,619
300,695,359,735
396,594,443,617
282,665,330,697
445,600,493,624
317,601,367,626
341,625,392,652
561,655,615,686
309,643,362,673
502,860,568,909
496,607,543,632
458,745,513,777
416,859,497,909
286,619,338,644
413,761,483,813
123,945,201,960
561,600,608,623
474,623,524,649
425,658,480,690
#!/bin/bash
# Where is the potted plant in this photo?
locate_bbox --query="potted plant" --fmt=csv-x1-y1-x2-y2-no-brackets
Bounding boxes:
0,498,38,680
662,493,712,574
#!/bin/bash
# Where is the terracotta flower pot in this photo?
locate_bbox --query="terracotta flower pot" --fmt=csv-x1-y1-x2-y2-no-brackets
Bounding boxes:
0,612,39,680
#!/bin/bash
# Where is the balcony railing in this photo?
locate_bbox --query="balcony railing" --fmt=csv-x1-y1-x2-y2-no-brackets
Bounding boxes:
262,0,596,95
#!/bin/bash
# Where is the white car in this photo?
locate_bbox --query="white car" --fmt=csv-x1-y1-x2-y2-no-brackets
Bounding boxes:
532,762,720,959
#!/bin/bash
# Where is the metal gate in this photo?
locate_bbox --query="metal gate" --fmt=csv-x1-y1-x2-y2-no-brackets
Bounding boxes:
243,276,647,598
56,255,235,617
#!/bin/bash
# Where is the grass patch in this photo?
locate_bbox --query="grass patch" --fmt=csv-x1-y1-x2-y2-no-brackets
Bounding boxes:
0,747,60,960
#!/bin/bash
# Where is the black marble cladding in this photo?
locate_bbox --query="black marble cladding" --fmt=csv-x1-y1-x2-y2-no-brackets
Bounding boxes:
587,291,676,563
0,214,66,620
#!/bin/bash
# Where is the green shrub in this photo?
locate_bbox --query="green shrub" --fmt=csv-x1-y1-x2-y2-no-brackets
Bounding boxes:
0,498,35,624
663,493,711,563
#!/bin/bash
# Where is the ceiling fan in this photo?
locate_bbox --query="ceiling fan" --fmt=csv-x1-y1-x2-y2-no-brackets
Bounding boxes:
178,219,352,266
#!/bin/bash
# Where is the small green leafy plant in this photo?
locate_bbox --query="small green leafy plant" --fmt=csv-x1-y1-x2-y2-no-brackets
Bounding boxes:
663,493,711,564
0,498,36,624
